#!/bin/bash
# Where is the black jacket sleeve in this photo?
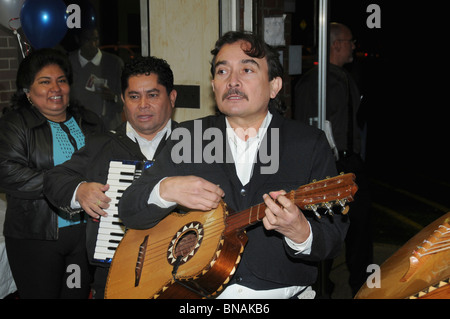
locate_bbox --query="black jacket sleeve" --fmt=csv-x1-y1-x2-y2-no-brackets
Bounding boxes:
0,113,44,199
44,134,105,212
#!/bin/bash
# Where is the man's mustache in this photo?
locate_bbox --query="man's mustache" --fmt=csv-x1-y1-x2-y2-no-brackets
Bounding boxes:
222,88,249,101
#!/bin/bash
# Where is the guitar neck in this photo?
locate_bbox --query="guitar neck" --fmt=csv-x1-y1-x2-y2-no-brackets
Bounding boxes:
223,174,357,233
224,190,306,233
225,202,266,234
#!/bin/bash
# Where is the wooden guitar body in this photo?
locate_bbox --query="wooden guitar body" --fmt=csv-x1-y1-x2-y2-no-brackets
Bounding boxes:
355,212,450,299
105,201,246,299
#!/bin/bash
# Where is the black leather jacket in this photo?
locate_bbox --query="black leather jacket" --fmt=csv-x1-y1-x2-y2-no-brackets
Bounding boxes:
0,104,104,240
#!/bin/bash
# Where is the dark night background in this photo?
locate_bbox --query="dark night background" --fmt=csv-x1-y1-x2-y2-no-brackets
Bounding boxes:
291,1,450,246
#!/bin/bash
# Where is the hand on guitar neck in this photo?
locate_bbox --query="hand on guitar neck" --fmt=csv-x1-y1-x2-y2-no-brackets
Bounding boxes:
263,190,311,245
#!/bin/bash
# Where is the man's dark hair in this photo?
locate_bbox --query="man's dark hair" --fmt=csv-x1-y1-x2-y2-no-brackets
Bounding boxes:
121,56,174,96
210,31,285,113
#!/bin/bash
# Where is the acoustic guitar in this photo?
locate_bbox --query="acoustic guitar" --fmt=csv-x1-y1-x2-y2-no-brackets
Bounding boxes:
105,173,357,299
355,212,450,299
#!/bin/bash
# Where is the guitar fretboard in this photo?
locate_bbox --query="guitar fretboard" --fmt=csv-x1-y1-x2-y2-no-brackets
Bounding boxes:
224,174,357,233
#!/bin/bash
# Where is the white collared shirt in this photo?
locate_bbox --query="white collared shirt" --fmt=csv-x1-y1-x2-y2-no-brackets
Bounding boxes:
125,119,172,160
225,112,272,186
78,49,102,68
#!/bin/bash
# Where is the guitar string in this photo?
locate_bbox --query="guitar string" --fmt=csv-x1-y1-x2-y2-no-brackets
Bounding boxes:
415,225,450,257
416,239,450,256
418,245,450,257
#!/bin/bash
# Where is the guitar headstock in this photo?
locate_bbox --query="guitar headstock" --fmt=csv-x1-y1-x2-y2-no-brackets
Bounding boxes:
292,173,358,218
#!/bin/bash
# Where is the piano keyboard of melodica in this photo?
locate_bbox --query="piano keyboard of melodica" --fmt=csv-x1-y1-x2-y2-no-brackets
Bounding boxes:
93,160,153,263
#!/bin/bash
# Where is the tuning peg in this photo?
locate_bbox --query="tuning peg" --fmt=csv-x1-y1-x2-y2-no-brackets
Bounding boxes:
338,199,349,215
341,206,350,215
324,202,334,216
306,204,321,219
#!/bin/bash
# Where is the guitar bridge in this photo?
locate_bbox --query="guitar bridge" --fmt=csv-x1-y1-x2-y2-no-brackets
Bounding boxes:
135,235,149,287
401,220,450,282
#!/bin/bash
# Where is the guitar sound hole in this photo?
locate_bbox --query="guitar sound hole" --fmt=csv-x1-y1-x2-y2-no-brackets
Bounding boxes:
174,231,198,258
167,222,204,265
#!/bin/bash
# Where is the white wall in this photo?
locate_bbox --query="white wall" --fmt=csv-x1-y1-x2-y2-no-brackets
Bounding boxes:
147,0,220,122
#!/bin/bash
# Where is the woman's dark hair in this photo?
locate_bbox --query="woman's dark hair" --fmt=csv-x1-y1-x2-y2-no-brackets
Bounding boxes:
210,31,285,113
121,56,174,96
11,48,73,109
16,48,73,90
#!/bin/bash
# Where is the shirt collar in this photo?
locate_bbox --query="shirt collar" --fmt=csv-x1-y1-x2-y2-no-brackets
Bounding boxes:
126,119,172,144
78,49,102,68
226,111,273,146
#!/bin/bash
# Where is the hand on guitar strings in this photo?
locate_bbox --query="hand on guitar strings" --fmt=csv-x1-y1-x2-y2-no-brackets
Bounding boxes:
262,190,311,245
76,182,112,219
160,176,225,211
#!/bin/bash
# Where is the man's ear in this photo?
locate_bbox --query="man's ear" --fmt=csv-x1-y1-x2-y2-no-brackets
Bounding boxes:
170,89,177,108
269,77,283,99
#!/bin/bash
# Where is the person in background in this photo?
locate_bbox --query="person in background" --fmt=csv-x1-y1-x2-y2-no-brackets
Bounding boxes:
69,27,124,130
294,22,372,297
44,56,177,298
0,48,104,299
118,31,349,299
